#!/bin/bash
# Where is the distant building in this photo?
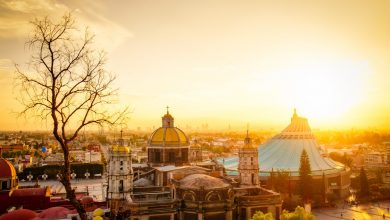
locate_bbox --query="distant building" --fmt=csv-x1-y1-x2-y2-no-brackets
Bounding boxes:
0,144,24,153
86,144,101,152
351,154,365,169
44,151,101,164
69,150,85,162
84,151,102,163
43,153,65,165
15,155,33,171
364,151,389,168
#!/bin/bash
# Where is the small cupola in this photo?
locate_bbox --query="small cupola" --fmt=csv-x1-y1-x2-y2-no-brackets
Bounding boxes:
162,106,174,128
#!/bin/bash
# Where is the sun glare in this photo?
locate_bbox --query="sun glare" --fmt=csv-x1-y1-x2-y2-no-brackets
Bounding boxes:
282,59,369,123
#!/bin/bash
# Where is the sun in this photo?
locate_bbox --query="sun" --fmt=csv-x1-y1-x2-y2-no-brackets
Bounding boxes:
282,59,369,124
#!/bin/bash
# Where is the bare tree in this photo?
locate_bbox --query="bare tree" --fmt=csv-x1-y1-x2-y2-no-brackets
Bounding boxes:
15,13,126,219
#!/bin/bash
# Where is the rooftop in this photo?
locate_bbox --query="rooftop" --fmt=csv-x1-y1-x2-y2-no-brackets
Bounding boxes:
179,174,230,190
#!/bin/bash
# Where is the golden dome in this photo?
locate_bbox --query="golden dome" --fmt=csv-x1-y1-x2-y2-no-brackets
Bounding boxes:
111,145,130,153
149,127,189,146
149,127,189,147
149,108,189,147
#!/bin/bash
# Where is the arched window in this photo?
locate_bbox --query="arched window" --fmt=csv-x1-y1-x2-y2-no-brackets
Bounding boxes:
119,180,124,192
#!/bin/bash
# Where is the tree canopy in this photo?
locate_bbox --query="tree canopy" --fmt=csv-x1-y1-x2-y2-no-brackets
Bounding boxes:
251,211,274,220
359,167,370,197
281,206,315,220
299,149,312,201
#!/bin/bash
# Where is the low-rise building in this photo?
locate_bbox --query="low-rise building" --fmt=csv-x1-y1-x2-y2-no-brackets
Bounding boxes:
84,151,102,163
364,151,389,168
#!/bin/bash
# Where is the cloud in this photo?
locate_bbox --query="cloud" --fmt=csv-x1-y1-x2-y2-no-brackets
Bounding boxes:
0,59,14,89
0,58,14,83
0,0,132,52
74,7,133,53
2,0,62,13
0,0,67,38
0,58,13,71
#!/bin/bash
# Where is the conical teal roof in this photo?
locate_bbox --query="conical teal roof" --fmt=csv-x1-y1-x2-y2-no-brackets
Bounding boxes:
221,110,345,177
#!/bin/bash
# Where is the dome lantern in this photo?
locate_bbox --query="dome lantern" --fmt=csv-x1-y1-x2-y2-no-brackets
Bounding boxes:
162,106,174,128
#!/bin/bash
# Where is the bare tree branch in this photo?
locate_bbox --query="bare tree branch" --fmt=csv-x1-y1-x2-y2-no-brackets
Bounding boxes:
15,13,128,220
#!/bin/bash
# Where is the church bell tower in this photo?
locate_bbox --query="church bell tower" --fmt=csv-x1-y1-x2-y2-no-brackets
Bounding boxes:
238,130,260,187
107,130,133,215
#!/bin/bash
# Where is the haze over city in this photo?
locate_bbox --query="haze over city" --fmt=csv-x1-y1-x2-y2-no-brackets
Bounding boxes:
2,1,390,220
1,0,390,131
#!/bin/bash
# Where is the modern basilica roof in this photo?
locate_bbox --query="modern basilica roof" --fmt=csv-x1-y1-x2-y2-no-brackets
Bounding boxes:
221,109,346,177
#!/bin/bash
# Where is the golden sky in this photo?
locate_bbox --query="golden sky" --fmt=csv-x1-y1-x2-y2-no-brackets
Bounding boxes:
1,0,390,131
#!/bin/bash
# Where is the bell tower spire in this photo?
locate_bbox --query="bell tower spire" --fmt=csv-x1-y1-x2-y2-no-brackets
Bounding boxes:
244,124,251,146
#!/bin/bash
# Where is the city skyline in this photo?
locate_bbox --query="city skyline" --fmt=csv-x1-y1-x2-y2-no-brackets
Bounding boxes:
1,0,390,131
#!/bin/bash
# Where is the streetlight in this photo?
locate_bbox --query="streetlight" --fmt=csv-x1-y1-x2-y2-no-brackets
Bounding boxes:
71,171,77,180
42,173,48,181
85,170,90,179
27,172,33,182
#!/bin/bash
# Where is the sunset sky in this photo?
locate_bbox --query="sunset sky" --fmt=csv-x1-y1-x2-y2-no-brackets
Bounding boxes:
1,0,390,131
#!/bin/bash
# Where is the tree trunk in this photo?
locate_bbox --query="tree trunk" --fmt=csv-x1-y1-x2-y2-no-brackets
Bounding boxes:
61,144,88,220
